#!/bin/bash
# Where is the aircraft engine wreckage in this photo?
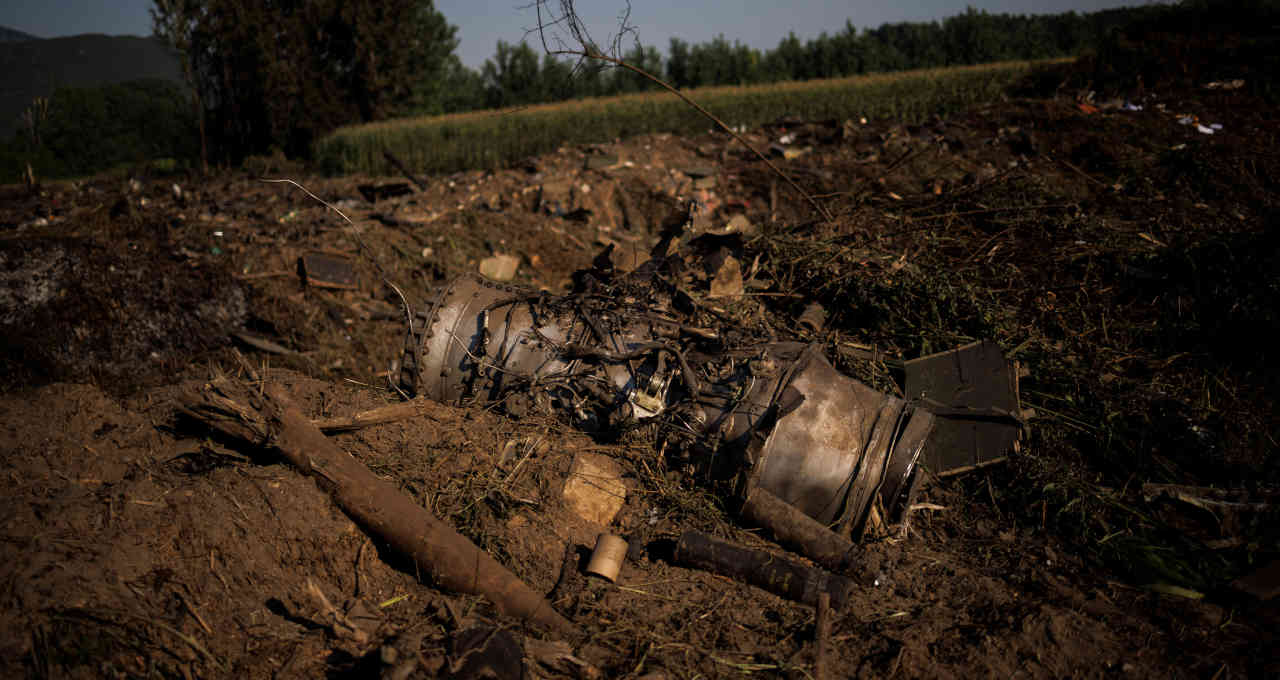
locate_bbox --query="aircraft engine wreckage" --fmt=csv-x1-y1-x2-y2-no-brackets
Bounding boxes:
396,262,1024,572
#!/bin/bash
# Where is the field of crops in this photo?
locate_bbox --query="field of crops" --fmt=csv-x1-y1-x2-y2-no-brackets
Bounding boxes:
315,59,1068,176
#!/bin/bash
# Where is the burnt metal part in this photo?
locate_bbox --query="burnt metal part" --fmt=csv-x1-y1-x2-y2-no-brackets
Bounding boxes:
797,301,827,333
447,625,524,680
904,340,1022,476
356,182,413,203
746,345,933,527
299,252,358,290
398,275,938,540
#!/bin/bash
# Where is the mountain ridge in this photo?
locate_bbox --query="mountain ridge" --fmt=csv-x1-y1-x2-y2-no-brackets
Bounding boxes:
0,25,39,43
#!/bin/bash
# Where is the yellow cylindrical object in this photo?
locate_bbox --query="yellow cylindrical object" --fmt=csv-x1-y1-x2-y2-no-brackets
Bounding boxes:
585,533,628,583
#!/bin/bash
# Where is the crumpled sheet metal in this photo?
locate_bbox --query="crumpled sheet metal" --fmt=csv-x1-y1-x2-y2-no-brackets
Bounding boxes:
398,276,934,533
904,340,1022,476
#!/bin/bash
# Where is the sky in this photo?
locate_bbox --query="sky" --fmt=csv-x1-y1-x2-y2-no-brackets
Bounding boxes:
1,0,1147,69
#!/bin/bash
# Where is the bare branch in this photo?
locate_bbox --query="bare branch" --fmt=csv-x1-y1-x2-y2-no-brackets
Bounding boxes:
530,0,834,223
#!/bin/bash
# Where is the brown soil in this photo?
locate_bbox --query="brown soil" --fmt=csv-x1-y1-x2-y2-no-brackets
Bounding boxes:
1,69,1277,679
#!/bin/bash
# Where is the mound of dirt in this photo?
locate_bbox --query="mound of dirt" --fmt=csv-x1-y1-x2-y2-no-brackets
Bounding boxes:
1,59,1277,678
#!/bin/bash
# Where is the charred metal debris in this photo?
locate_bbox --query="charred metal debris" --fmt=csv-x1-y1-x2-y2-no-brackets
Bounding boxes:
395,227,1025,573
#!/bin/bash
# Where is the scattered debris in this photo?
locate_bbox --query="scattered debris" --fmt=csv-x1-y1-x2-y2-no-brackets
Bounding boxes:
357,182,413,203
10,56,1275,676
741,486,861,573
548,542,585,609
1232,560,1280,601
814,591,833,680
303,577,373,645
1142,483,1277,537
479,253,521,281
310,400,431,432
382,149,429,191
299,251,358,289
562,452,626,526
447,624,524,680
1142,484,1277,514
708,254,743,298
717,212,757,237
770,143,811,160
584,153,619,171
681,165,716,179
231,331,293,355
1203,79,1245,90
1178,115,1224,134
524,637,601,679
537,180,575,217
396,261,1020,560
370,211,405,227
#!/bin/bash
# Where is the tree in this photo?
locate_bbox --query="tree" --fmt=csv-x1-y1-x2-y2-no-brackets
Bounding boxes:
666,37,691,89
762,32,805,81
42,79,198,177
805,32,840,79
481,40,544,107
610,43,662,93
539,53,580,101
426,55,487,115
942,7,1006,65
152,0,458,161
688,35,758,87
151,0,208,171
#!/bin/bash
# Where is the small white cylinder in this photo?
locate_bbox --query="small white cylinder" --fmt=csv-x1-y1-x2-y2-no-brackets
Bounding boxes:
585,533,628,583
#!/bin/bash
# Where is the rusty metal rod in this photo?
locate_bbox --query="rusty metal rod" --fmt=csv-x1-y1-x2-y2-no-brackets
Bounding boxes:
674,530,856,610
741,487,863,576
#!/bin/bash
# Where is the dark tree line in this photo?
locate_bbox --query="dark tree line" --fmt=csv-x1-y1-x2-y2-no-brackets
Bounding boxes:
463,6,1158,110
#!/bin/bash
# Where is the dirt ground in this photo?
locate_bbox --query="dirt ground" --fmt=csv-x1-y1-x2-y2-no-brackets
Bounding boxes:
2,61,1278,679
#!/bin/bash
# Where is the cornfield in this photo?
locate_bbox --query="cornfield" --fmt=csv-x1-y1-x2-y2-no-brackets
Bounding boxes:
314,59,1067,176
